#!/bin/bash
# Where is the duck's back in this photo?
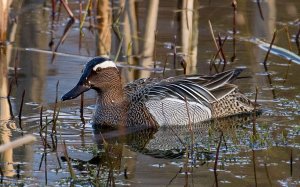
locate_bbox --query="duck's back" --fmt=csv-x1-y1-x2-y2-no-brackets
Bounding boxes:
123,69,255,127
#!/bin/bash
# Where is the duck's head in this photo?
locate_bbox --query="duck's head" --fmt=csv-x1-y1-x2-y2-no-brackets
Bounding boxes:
61,57,119,101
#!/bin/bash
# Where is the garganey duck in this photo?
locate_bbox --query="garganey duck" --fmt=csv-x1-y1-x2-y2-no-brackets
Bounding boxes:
61,57,256,128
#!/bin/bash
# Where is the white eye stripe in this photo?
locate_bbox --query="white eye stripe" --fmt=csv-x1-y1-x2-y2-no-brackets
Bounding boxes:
92,60,117,71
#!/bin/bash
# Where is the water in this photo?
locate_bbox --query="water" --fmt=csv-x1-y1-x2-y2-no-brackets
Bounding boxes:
0,0,300,186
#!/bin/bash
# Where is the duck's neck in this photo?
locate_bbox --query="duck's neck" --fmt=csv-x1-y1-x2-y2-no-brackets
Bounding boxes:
94,82,128,127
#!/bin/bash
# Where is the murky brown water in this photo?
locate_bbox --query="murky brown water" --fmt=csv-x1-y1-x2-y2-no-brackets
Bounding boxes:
0,0,300,186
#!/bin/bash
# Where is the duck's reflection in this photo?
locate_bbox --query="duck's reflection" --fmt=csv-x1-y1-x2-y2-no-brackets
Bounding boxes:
62,113,258,181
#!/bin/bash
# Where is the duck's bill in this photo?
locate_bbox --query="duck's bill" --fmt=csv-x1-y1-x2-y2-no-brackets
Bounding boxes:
61,84,90,101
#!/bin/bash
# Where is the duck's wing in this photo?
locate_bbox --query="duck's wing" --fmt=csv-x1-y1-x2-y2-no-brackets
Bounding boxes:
157,68,243,101
184,68,243,91
125,68,244,103
124,69,244,125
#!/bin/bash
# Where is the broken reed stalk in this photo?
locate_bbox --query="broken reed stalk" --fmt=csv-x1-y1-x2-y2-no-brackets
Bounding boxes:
162,55,169,77
184,163,189,187
16,164,20,179
214,131,223,171
40,106,43,131
208,20,223,60
39,105,47,147
38,153,45,171
263,30,277,70
8,79,13,97
14,50,18,86
213,131,223,187
217,34,228,72
60,0,75,19
284,26,293,51
51,0,56,20
79,0,82,26
51,18,75,63
252,86,258,137
264,163,273,186
8,80,14,119
153,30,158,74
290,148,293,176
214,169,219,187
167,167,182,186
52,80,59,134
0,167,3,183
262,30,277,99
209,35,228,73
209,54,219,73
256,0,264,20
111,7,123,42
180,57,187,75
78,0,83,48
63,140,76,180
282,27,293,84
114,37,124,62
173,35,177,69
184,0,189,30
56,0,62,22
296,26,300,55
79,94,85,127
79,0,91,32
18,89,25,131
252,149,258,187
44,141,48,185
80,92,84,120
231,0,237,62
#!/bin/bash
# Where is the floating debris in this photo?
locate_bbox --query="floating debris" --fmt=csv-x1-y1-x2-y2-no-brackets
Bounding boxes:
250,38,300,65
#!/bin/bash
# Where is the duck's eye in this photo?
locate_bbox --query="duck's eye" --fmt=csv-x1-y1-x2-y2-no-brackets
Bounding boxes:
95,68,102,72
